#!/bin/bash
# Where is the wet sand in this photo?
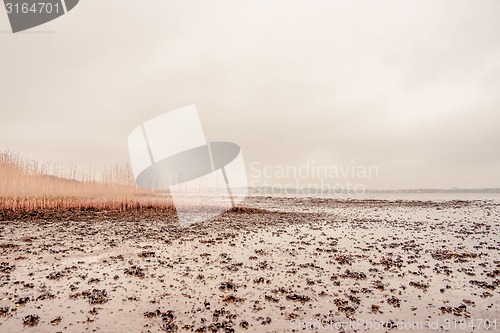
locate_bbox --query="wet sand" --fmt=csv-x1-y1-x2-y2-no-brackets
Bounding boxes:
0,197,498,332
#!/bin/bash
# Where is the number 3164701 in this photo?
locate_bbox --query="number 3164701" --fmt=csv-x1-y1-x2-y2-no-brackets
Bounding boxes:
5,2,61,14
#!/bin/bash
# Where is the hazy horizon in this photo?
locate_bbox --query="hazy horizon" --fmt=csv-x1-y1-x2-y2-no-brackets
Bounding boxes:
1,0,499,190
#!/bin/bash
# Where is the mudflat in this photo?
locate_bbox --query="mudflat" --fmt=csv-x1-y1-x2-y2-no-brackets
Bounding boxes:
0,196,498,332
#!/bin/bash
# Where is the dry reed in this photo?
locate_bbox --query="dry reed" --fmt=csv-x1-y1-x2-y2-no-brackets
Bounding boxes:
0,150,171,212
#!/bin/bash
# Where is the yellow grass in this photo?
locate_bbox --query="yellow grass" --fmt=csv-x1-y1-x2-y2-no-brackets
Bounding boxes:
0,150,170,211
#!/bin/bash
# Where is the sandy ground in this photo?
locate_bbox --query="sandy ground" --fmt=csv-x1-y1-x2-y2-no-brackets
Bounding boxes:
0,196,498,332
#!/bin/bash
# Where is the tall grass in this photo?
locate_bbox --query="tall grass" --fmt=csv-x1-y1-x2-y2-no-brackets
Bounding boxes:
0,150,170,211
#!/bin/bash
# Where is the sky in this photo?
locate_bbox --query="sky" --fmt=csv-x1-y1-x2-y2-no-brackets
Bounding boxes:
1,0,499,189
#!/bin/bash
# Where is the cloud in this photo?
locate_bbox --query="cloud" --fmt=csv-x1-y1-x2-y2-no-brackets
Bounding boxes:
0,0,499,188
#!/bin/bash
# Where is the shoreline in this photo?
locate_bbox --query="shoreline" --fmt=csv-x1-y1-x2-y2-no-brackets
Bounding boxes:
0,196,498,332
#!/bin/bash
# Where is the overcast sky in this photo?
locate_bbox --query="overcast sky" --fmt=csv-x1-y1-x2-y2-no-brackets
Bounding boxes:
1,0,499,189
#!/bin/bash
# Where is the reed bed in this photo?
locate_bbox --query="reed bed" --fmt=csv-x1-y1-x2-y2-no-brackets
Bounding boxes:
0,150,171,212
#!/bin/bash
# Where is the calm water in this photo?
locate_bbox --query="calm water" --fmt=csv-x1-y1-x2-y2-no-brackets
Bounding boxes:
256,191,500,202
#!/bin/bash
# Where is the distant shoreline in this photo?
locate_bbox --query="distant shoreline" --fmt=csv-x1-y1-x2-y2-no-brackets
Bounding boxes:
250,187,500,194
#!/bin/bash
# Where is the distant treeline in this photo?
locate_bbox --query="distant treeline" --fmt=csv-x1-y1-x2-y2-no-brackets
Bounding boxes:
366,188,500,193
249,187,500,194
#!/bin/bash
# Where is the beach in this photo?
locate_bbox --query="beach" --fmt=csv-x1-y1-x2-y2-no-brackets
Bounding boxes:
0,196,498,332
